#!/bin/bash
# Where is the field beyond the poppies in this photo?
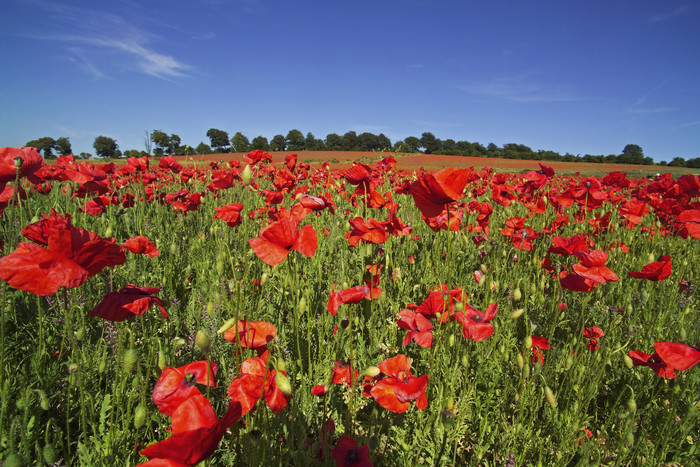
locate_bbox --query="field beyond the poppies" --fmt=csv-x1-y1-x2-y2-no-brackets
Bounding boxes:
1,147,699,466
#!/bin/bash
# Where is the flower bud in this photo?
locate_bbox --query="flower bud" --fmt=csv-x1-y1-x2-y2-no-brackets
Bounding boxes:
275,372,292,396
172,337,186,353
299,297,307,315
516,353,524,369
511,308,525,319
195,330,211,354
43,444,56,465
157,350,167,372
75,327,85,341
544,386,557,408
217,317,237,334
104,225,113,238
261,272,268,285
513,288,522,301
625,431,634,446
134,405,146,428
461,355,469,367
627,397,637,413
363,366,381,377
448,334,455,347
241,164,253,185
123,349,138,374
524,336,533,349
206,301,215,317
36,389,49,411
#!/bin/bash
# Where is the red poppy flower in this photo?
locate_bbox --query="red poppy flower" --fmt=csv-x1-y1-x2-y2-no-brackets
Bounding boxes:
411,168,471,218
628,350,677,378
311,384,327,397
345,217,389,246
152,361,218,416
0,146,43,183
582,326,604,352
455,303,498,342
370,355,428,413
139,395,242,466
158,155,183,173
571,250,618,284
559,271,597,292
88,285,168,322
249,216,317,265
223,320,276,349
397,308,434,348
227,356,291,417
412,284,464,323
619,200,649,227
331,435,373,467
547,234,594,256
212,203,245,228
327,284,375,316
530,336,550,365
244,149,272,166
628,255,672,281
654,342,700,372
122,235,160,257
331,360,359,387
0,226,126,296
20,209,73,246
344,162,373,189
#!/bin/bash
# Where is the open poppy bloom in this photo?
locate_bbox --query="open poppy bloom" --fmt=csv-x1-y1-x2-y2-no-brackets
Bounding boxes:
0,226,126,296
223,320,276,353
455,303,498,342
411,168,471,218
628,342,700,379
213,203,245,228
331,360,359,387
628,255,672,281
345,217,389,246
249,216,317,265
139,393,242,466
582,326,604,351
88,285,167,322
122,235,160,257
547,234,594,256
397,308,434,348
369,354,428,413
571,250,619,284
0,146,43,184
530,336,550,364
152,361,218,416
331,435,373,467
412,284,464,323
227,356,291,417
327,284,376,316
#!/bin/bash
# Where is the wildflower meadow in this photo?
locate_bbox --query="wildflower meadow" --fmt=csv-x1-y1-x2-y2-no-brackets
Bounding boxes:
0,146,698,466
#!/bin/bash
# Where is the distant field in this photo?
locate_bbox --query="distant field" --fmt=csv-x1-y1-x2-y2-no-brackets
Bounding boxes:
173,151,700,177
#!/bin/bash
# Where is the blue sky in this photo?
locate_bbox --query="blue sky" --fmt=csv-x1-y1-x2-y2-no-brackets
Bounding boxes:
1,0,699,162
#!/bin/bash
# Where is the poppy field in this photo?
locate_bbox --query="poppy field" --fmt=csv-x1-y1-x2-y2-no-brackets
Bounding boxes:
1,146,699,466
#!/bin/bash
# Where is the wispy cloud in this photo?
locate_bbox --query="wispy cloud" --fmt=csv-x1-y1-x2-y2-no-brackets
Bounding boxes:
17,1,191,80
679,120,700,128
456,75,583,103
648,5,691,23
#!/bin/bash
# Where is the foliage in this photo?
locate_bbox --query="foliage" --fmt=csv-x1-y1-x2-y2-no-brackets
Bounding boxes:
93,135,120,158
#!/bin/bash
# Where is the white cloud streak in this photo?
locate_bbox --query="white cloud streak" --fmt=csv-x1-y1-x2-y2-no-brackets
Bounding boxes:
456,75,582,103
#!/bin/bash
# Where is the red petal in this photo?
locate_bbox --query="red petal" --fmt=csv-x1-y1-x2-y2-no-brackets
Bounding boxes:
654,342,700,371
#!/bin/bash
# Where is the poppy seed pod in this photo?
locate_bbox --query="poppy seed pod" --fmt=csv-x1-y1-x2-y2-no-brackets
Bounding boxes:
513,288,522,301
157,350,166,372
544,386,557,408
196,330,211,354
525,336,533,349
133,405,146,428
123,349,138,374
363,366,381,377
275,372,292,396
43,444,56,465
511,308,525,319
241,164,252,185
627,397,637,413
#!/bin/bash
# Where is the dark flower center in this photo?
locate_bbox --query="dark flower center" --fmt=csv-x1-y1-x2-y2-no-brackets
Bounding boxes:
345,448,359,463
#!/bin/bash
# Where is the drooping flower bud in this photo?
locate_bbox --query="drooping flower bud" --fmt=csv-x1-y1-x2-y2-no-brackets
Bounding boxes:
241,164,253,185
275,372,292,396
195,330,211,354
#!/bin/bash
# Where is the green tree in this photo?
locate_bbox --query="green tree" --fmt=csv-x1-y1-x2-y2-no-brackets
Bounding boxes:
26,137,56,158
93,136,120,159
341,131,358,151
420,132,442,154
251,136,270,151
206,128,230,153
403,136,421,152
668,157,686,167
231,132,250,152
325,133,343,150
270,134,286,151
196,142,213,155
686,157,700,168
151,130,170,155
377,133,392,150
285,129,305,150
618,144,644,164
357,132,379,151
55,137,72,156
305,132,325,151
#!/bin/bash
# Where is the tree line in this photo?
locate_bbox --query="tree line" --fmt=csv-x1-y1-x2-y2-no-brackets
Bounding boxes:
23,130,700,168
